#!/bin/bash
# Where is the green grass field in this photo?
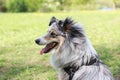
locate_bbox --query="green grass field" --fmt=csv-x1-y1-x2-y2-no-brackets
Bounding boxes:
0,11,120,80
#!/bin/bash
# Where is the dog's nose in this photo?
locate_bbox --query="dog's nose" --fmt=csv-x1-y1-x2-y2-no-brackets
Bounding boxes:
35,39,40,44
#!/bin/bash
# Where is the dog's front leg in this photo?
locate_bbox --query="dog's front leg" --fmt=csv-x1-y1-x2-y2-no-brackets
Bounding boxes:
58,70,69,80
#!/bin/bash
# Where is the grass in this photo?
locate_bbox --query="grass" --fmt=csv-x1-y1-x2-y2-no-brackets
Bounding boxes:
0,11,120,80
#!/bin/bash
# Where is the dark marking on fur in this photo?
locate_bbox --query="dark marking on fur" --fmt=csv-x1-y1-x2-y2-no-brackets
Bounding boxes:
64,66,79,80
49,16,58,26
70,27,85,37
86,57,97,65
64,58,98,80
63,17,73,32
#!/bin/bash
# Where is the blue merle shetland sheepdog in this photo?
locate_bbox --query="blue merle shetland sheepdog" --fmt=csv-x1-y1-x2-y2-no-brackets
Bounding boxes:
35,17,114,80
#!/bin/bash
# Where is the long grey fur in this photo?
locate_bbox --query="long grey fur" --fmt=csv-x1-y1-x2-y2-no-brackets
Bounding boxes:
50,18,114,80
35,17,114,80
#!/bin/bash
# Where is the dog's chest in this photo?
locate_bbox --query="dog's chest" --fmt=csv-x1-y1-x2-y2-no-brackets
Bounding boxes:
50,49,71,70
50,54,62,70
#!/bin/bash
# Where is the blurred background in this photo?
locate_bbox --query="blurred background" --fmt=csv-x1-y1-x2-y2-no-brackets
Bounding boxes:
0,0,120,80
0,0,120,12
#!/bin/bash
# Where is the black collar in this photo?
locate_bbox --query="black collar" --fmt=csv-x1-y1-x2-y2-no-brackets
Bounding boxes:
63,58,98,80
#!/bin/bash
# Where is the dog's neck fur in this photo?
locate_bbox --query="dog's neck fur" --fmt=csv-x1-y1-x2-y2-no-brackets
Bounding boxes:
50,24,99,70
63,37,98,66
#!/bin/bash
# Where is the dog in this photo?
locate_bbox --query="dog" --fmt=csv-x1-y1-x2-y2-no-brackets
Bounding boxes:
35,17,114,80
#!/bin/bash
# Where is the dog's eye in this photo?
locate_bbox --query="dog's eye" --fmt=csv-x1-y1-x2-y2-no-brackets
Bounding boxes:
51,32,57,38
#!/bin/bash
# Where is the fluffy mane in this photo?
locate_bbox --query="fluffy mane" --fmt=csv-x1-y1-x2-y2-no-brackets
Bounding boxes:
58,18,99,66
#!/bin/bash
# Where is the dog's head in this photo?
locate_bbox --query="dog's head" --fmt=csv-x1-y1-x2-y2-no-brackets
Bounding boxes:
35,17,72,55
35,17,85,55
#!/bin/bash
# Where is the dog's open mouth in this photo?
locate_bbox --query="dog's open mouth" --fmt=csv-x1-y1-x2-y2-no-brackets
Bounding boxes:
40,42,58,55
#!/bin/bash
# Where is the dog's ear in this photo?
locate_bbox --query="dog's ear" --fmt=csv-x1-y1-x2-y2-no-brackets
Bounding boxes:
49,16,57,26
58,20,63,26
63,17,73,32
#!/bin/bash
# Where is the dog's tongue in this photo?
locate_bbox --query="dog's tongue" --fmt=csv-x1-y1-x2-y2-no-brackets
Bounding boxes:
40,43,54,55
40,47,48,55
40,48,45,55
